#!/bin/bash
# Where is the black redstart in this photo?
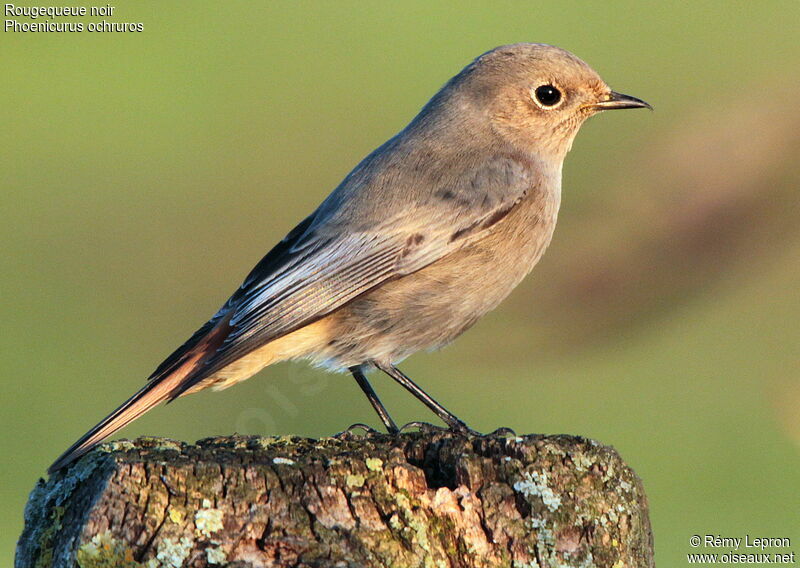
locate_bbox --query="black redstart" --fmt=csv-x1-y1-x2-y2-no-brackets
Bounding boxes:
50,43,650,473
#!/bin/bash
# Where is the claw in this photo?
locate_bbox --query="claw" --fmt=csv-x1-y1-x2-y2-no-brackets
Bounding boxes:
399,421,448,434
447,419,482,437
333,423,381,439
486,426,517,438
457,425,483,437
400,421,481,437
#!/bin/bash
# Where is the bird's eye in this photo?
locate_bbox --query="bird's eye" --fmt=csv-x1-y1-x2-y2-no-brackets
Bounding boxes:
533,85,562,108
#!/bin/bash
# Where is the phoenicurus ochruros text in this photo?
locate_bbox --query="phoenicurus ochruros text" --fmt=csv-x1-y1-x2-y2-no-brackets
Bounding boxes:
49,43,650,473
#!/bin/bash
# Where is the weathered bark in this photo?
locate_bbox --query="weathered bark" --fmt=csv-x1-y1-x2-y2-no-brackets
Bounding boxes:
17,432,654,567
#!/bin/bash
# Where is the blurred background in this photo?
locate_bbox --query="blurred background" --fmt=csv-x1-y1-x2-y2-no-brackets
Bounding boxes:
3,1,799,564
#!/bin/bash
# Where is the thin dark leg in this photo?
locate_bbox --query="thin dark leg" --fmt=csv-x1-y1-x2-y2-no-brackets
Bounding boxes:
350,366,400,434
373,362,478,435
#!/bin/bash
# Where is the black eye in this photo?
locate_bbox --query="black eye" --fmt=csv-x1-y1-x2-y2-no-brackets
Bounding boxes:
534,85,562,107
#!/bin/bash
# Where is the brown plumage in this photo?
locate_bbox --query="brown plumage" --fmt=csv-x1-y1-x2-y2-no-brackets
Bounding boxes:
49,44,649,473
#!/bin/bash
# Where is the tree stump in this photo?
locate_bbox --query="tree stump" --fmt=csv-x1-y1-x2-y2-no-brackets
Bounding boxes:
16,432,654,567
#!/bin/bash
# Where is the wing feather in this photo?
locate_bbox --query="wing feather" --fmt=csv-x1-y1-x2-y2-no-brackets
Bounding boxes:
167,154,537,397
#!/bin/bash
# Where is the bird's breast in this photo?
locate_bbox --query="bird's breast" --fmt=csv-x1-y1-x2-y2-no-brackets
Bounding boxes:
316,175,562,367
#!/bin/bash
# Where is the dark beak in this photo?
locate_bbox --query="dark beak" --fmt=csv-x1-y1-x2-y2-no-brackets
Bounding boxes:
592,91,652,111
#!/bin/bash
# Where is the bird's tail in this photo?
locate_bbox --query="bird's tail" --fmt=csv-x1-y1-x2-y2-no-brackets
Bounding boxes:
47,319,231,474
47,372,184,474
47,316,230,474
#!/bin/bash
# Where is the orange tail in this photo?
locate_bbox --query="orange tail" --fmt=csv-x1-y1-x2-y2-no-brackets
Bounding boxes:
48,377,180,473
48,318,231,474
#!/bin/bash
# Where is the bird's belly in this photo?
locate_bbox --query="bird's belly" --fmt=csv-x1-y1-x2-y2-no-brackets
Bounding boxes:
317,193,559,368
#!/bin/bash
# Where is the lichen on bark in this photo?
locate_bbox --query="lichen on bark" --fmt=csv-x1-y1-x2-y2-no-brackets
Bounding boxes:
16,432,654,567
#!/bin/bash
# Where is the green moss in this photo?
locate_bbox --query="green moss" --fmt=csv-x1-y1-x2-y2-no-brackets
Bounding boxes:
21,453,111,568
154,536,194,568
427,515,459,560
76,532,142,568
167,508,184,524
346,473,366,488
75,531,199,568
571,452,596,472
33,505,64,568
513,470,562,512
512,561,541,568
205,545,227,565
137,437,182,452
194,499,224,538
96,440,136,454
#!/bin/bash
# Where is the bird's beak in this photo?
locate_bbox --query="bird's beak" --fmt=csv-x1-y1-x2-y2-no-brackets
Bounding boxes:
591,91,652,111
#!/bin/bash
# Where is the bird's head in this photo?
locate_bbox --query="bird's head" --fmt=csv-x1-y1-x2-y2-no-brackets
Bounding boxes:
444,43,651,160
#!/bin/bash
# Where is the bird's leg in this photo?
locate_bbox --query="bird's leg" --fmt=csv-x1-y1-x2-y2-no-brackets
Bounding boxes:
350,366,400,434
373,362,480,436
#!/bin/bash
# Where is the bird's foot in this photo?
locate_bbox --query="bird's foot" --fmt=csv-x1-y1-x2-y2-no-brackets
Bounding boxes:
485,426,517,438
399,421,481,437
399,421,448,434
333,423,382,440
450,422,483,437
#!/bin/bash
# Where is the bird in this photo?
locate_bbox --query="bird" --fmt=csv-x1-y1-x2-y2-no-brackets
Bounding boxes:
48,43,650,473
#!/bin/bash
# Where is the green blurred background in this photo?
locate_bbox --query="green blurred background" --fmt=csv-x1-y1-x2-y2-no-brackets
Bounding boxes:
3,1,799,564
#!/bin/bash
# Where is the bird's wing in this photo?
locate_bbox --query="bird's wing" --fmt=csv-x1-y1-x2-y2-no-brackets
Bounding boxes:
46,155,538,473
166,155,537,396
